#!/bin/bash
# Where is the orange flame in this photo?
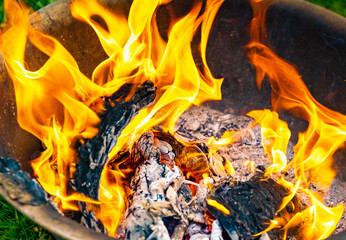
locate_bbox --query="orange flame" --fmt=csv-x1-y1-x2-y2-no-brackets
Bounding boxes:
0,0,224,235
247,109,290,176
224,159,235,175
207,199,230,215
69,0,225,159
1,0,345,238
207,131,237,150
248,0,345,239
0,0,103,211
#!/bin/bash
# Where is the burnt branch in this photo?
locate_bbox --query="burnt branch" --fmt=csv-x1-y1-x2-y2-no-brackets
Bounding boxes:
208,174,301,239
74,81,156,200
0,157,47,205
79,202,107,234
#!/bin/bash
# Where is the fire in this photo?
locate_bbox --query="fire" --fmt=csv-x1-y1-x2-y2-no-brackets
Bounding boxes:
69,0,225,158
247,109,290,176
0,0,345,238
247,0,345,238
0,0,103,211
207,130,237,150
207,199,230,215
0,0,224,236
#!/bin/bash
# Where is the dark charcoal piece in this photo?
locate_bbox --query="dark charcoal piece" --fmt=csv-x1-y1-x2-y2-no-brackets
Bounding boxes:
207,174,300,240
79,202,107,234
0,157,47,205
74,81,156,200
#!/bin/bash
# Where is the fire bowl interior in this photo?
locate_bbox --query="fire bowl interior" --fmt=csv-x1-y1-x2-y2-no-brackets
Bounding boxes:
0,0,345,239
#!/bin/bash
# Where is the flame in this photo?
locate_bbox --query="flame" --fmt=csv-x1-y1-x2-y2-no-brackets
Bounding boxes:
207,199,230,215
247,0,345,239
69,0,225,159
224,159,235,175
1,0,345,238
243,160,255,173
0,0,103,211
207,130,237,150
0,0,224,235
247,109,290,176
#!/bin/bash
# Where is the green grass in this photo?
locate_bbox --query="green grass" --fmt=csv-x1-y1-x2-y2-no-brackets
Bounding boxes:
0,1,3,24
306,0,346,17
0,0,57,22
0,0,344,239
0,0,56,236
22,0,57,11
0,195,54,240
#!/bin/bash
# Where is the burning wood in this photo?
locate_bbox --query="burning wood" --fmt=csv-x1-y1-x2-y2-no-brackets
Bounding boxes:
0,157,47,205
118,131,210,240
0,0,345,239
74,81,156,200
72,81,155,233
208,174,301,240
106,115,300,240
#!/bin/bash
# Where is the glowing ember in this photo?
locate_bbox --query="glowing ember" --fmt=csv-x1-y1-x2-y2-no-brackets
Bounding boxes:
0,0,345,239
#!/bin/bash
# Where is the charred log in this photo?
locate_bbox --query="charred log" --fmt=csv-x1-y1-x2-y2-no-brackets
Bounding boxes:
73,81,156,200
0,157,47,205
119,131,223,240
207,174,301,240
79,202,107,234
120,132,170,239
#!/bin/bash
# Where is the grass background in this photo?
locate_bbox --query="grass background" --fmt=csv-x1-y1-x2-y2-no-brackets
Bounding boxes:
0,0,344,239
0,195,54,240
306,0,346,17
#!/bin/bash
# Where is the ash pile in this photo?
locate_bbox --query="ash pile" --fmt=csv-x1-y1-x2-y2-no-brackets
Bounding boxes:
103,101,305,240
113,130,299,240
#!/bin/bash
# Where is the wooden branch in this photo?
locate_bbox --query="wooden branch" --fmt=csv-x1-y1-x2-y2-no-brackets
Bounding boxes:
73,81,156,200
207,174,301,239
0,157,47,205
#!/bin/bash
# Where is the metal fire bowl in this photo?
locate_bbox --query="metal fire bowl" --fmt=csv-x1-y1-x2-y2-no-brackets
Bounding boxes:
0,0,345,239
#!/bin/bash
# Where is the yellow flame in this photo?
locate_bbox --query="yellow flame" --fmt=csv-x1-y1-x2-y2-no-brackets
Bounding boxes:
2,0,345,238
224,160,235,175
243,160,255,173
247,0,345,238
0,0,225,235
247,109,290,176
207,131,237,150
207,199,230,215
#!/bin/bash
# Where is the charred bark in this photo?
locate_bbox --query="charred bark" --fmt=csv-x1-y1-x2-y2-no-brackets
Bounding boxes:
73,81,156,200
0,157,47,205
207,174,301,240
79,202,107,234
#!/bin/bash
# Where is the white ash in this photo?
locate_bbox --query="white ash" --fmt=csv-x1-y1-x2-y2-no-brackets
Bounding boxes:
190,233,210,240
175,106,346,237
118,132,215,240
174,106,251,141
210,220,223,240
114,105,345,239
